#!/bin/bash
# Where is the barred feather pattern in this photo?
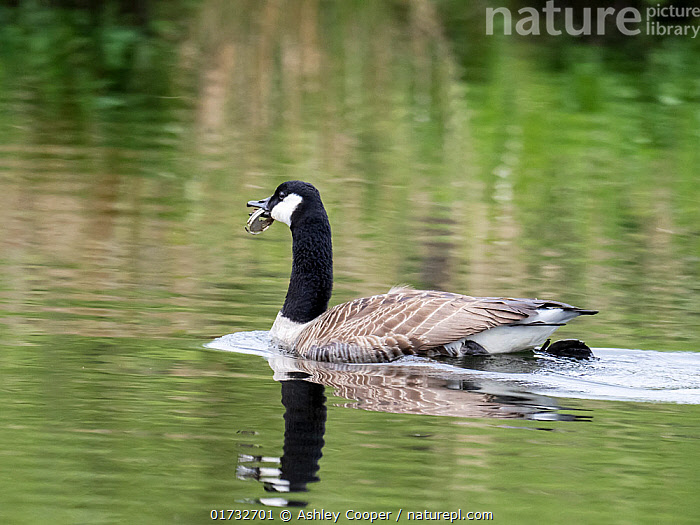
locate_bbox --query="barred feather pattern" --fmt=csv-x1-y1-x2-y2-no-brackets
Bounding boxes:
267,355,558,418
292,288,583,363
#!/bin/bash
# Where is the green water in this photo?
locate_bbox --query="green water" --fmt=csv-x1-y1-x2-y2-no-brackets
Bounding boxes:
0,1,699,524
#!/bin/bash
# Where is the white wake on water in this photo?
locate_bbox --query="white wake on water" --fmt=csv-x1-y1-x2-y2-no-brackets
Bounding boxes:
206,331,700,404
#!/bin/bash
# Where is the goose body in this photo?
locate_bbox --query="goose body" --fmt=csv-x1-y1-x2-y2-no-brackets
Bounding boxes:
246,181,597,364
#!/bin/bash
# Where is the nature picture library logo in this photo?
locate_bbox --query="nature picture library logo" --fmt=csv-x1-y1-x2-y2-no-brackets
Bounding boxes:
486,1,700,38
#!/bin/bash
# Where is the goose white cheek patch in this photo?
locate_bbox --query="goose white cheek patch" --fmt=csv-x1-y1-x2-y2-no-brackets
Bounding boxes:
271,193,303,226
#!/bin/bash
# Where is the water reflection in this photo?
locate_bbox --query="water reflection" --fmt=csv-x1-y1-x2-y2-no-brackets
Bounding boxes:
224,335,591,507
267,354,590,422
237,379,326,508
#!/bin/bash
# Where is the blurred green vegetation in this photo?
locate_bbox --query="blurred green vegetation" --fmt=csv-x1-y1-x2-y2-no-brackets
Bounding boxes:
0,4,699,524
0,0,698,348
0,0,194,127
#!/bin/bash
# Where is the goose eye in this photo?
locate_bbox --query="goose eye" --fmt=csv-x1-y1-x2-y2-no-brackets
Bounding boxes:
279,191,287,199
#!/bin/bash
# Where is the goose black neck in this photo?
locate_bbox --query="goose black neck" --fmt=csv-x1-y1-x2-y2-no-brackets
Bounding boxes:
281,209,333,324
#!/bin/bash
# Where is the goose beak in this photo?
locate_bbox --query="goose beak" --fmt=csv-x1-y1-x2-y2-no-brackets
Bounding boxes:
246,196,275,234
247,197,271,211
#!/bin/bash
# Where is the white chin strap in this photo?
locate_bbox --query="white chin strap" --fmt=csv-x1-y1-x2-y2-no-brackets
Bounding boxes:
271,193,303,226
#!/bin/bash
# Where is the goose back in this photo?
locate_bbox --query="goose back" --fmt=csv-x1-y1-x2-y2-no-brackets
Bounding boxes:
293,288,590,363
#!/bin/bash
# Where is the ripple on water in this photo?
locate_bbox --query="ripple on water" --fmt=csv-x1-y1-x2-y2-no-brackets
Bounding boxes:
206,332,700,405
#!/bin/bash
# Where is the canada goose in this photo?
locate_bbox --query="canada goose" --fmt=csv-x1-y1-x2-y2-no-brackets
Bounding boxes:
246,181,597,363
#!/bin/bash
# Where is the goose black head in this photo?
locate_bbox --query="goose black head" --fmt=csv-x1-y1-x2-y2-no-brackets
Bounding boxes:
246,181,325,234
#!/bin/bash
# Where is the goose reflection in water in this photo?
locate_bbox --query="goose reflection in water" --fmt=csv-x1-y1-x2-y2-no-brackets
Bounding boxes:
234,350,592,508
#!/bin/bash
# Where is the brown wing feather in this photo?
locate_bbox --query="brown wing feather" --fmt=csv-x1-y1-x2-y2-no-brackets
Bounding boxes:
294,289,560,362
